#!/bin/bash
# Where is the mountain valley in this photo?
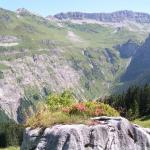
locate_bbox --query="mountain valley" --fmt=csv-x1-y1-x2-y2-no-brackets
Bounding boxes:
0,8,150,122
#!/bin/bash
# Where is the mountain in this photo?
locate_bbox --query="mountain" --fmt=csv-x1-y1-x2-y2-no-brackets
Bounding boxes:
112,34,150,93
54,10,150,23
0,7,150,122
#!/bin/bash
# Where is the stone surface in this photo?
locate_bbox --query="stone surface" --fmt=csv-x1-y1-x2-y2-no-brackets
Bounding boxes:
21,117,150,150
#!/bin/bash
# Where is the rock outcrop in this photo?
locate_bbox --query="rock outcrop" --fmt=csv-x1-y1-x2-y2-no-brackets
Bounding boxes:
117,39,139,58
54,10,150,23
21,116,150,150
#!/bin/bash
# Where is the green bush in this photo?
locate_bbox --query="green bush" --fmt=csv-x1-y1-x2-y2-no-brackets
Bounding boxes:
26,92,119,128
47,91,75,110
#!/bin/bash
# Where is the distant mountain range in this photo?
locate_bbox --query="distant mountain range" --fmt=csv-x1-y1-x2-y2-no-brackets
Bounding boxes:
54,10,150,23
0,7,150,122
16,8,150,24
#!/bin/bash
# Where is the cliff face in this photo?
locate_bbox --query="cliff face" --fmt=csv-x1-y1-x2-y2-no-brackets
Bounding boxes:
121,35,150,82
54,10,150,23
21,116,150,150
117,40,139,58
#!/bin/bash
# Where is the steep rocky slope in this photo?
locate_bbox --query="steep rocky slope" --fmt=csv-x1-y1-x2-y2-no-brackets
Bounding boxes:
21,116,150,150
122,35,150,82
116,39,139,58
113,35,150,92
0,8,150,122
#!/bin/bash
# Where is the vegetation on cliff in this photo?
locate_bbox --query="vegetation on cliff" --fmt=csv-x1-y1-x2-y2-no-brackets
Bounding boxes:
133,116,150,128
26,91,119,128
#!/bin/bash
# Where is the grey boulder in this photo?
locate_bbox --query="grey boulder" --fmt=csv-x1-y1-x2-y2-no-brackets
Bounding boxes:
21,117,150,150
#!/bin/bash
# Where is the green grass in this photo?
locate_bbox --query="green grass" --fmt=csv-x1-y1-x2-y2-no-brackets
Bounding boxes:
0,147,19,150
0,64,10,70
65,23,146,48
133,116,150,128
26,110,88,128
0,8,71,50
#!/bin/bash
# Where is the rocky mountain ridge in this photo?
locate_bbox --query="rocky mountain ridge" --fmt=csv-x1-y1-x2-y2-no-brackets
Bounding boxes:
54,10,150,23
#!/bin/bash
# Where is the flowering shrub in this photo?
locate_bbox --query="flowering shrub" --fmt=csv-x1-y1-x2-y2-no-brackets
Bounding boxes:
63,101,119,117
85,101,104,116
94,108,104,116
68,103,86,115
27,92,119,128
62,108,70,113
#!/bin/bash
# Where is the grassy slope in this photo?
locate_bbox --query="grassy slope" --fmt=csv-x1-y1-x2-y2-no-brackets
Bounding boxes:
65,23,146,48
0,8,69,47
0,147,19,150
134,116,150,128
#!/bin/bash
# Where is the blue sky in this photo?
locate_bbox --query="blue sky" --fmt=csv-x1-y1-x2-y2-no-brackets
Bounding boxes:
0,0,150,16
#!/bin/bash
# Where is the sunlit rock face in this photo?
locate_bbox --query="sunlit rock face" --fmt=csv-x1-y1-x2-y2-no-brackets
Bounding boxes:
21,117,150,150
